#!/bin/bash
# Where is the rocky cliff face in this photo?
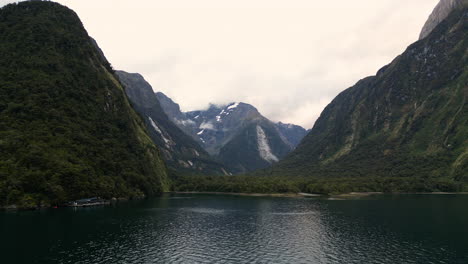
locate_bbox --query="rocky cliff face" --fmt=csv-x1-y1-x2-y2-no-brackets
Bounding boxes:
155,92,189,128
156,94,308,173
116,71,230,175
273,6,467,180
185,102,269,154
185,102,295,173
419,0,467,39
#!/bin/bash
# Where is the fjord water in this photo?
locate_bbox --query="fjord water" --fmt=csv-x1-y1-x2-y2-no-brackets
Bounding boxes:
1,195,467,263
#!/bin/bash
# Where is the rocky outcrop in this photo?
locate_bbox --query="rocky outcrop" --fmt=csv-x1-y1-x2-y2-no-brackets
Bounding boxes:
419,0,467,39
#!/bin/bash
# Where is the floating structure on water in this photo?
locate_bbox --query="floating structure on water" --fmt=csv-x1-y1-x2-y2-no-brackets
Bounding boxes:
66,197,110,207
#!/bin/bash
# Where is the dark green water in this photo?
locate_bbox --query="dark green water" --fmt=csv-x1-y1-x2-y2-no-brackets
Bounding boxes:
1,194,467,263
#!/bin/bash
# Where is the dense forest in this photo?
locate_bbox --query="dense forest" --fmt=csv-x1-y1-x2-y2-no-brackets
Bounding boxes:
0,1,467,210
0,2,169,209
172,6,468,195
172,174,467,195
268,6,468,181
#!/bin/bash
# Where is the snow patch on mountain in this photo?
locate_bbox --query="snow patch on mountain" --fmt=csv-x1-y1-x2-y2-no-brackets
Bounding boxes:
227,102,240,110
148,117,162,134
256,125,279,163
148,117,172,147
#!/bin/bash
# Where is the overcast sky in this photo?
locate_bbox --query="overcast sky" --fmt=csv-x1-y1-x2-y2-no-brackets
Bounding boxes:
1,0,439,128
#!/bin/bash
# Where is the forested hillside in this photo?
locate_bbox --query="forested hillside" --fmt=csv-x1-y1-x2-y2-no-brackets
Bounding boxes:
0,2,169,208
271,6,467,180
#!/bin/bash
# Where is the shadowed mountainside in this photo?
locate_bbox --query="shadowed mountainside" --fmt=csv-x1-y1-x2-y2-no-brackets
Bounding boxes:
116,71,231,176
0,2,169,208
270,5,467,180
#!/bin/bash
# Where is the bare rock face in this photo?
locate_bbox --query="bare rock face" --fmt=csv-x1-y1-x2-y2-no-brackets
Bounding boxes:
155,94,308,173
419,0,467,39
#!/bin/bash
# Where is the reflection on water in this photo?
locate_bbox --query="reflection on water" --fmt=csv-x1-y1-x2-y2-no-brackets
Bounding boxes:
1,194,467,263
180,207,227,214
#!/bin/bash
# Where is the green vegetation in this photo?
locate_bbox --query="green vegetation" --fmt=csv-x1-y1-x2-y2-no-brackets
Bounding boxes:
0,2,466,209
269,8,468,181
172,175,467,195
0,2,169,208
173,8,468,195
116,71,229,175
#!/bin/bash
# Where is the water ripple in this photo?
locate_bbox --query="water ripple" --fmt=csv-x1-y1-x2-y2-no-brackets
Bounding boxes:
2,195,467,263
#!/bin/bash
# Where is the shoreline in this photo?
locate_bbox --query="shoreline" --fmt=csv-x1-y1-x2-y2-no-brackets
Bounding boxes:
172,191,314,198
3,191,467,210
172,191,468,198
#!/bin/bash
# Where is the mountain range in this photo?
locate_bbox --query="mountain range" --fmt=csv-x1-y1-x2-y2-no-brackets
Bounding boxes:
116,71,230,175
115,71,307,174
156,93,308,173
0,0,466,209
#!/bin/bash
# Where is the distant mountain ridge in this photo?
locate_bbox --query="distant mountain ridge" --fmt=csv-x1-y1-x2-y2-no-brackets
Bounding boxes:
155,93,308,173
116,71,230,175
276,122,311,148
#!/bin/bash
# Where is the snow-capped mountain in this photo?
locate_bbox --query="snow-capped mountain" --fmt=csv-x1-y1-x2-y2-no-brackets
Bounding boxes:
156,93,308,173
116,71,230,175
186,102,265,154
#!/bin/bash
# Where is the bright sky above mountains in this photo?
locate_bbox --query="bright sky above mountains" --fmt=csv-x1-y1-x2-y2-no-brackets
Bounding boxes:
1,0,439,128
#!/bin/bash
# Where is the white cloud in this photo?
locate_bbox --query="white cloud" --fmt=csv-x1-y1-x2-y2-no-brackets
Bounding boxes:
199,121,215,130
1,0,439,128
175,118,195,126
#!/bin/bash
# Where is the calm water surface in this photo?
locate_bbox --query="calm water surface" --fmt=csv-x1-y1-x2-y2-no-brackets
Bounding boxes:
1,194,467,263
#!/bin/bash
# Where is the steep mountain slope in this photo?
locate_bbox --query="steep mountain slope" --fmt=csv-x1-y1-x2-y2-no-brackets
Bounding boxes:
217,120,293,173
0,2,169,208
420,0,468,39
155,92,202,140
156,94,307,173
189,103,295,173
275,122,309,148
185,103,268,154
272,5,468,180
116,71,230,175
